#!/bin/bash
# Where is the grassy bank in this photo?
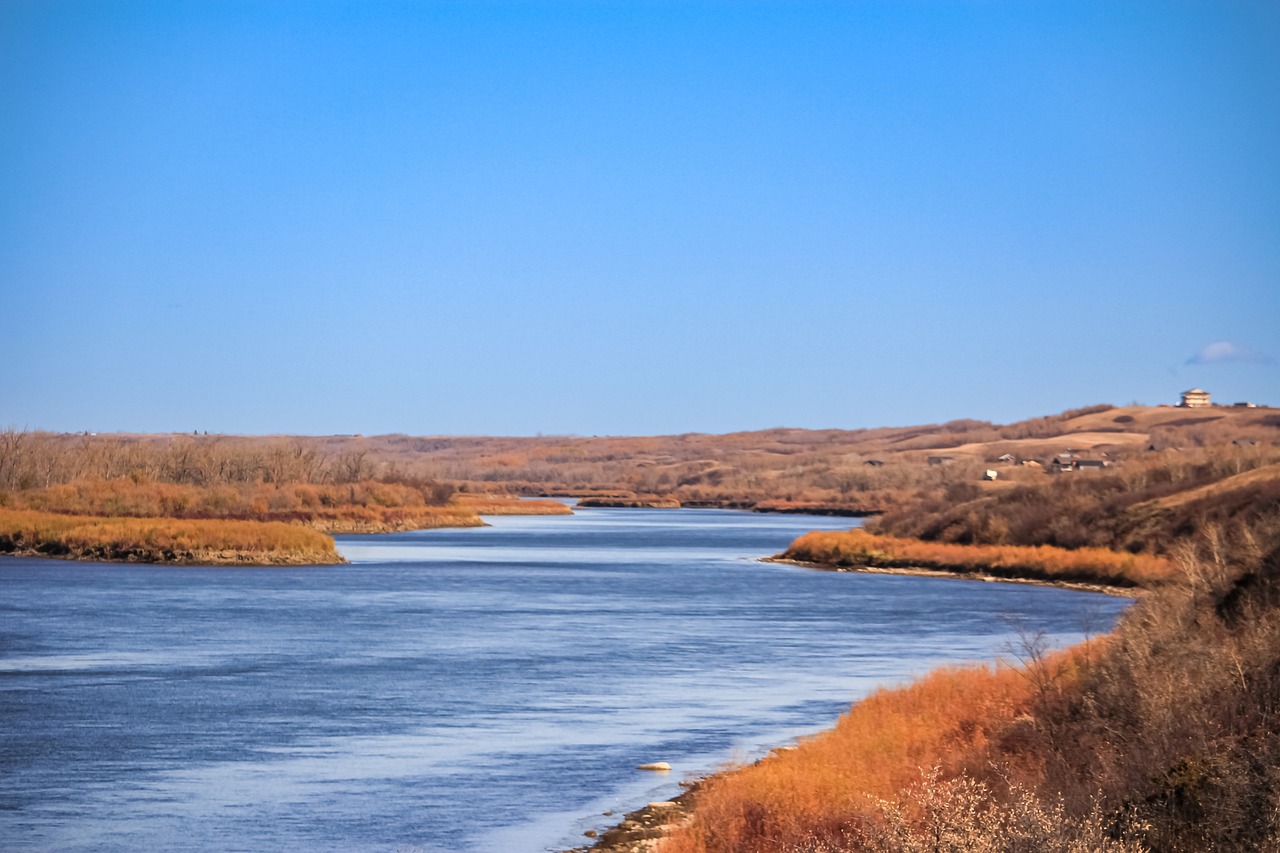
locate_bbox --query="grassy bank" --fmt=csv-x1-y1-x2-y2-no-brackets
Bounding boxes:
660,656,1088,853
577,496,682,508
0,479,586,564
450,495,575,515
643,525,1280,852
782,529,1178,588
0,508,343,565
4,477,482,528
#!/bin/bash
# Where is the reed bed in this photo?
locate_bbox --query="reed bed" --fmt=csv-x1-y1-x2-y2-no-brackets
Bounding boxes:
663,662,1041,853
3,477,486,533
0,508,342,564
448,495,574,515
783,529,1177,588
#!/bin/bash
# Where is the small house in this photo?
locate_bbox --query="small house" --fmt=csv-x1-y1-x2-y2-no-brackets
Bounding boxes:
983,469,999,481
1180,388,1211,408
995,453,1016,464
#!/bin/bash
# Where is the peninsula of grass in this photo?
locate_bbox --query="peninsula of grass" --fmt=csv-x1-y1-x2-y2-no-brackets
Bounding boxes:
450,494,574,516
0,477,506,563
780,529,1177,589
0,508,343,565
577,496,682,508
642,529,1280,853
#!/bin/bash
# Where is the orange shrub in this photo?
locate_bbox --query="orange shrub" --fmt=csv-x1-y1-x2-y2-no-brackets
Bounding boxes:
6,477,484,533
449,495,573,516
784,529,1177,587
663,663,1038,853
0,508,341,564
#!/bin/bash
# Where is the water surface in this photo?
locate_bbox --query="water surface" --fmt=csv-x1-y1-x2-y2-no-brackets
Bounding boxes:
0,508,1128,851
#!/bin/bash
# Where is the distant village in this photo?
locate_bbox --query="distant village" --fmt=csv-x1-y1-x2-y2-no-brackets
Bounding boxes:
895,388,1265,482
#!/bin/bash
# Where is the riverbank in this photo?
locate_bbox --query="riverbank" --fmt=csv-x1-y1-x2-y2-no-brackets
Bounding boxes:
568,651,1058,853
782,528,1177,589
577,497,683,509
569,495,879,515
567,531,1164,851
765,556,1140,597
569,785,700,853
0,480,581,565
576,533,1279,851
0,508,345,565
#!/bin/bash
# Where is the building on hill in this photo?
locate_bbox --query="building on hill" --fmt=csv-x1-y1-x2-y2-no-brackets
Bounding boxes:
1180,388,1211,408
1050,456,1111,473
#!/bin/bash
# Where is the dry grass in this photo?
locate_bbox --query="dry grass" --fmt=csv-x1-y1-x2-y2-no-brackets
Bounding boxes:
783,529,1178,588
577,496,683,508
662,522,1280,853
1138,461,1280,510
662,662,1043,853
0,508,342,565
449,495,574,515
2,477,485,534
942,431,1151,457
3,404,1272,518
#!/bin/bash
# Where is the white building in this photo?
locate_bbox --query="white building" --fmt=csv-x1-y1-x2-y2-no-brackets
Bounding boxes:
1180,388,1211,408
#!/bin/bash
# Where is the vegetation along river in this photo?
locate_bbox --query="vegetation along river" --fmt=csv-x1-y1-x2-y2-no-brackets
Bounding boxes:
0,507,1128,851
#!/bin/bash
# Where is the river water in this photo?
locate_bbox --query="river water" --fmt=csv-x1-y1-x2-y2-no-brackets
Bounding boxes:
0,507,1128,852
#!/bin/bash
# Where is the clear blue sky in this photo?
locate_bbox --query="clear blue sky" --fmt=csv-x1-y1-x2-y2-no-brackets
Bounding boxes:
3,1,1278,436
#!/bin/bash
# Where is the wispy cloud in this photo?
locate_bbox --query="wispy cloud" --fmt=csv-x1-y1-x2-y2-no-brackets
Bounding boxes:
1186,341,1275,366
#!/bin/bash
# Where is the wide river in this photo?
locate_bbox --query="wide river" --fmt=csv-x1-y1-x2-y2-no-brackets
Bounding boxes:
0,507,1128,852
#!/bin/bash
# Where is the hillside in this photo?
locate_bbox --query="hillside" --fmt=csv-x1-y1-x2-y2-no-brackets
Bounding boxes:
12,404,1276,516
651,476,1280,853
2,402,1275,565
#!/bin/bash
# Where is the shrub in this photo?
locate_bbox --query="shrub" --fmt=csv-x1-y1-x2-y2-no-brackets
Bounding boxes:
783,529,1177,588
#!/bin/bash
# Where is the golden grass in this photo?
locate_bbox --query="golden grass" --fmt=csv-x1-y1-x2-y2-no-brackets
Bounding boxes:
943,431,1151,456
13,477,441,517
289,505,482,534
784,529,1177,587
0,508,342,565
577,496,682,508
1139,461,1280,510
663,662,1040,853
4,477,486,534
448,495,574,515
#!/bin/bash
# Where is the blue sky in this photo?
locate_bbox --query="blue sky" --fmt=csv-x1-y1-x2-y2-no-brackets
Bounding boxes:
3,1,1278,436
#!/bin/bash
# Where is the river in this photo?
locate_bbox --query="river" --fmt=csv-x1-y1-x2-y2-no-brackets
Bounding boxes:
0,507,1128,851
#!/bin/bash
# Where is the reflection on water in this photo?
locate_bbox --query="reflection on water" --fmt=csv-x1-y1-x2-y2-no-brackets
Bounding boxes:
0,508,1128,852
